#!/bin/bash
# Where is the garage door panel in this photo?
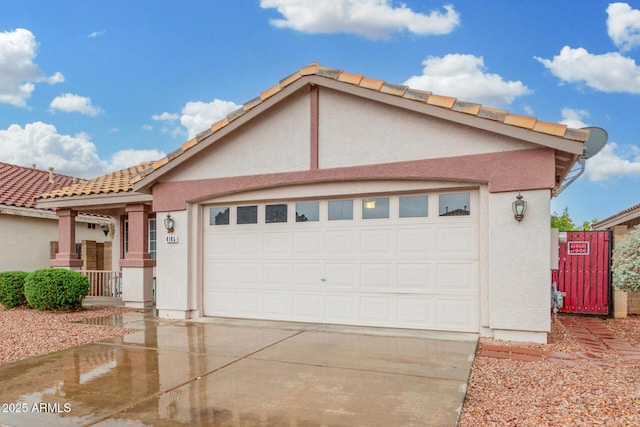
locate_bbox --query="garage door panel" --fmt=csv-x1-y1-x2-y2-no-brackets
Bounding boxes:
205,291,235,315
397,297,437,327
234,292,263,316
263,293,292,318
360,296,394,324
293,263,323,287
436,225,477,257
326,230,358,254
325,295,358,322
436,298,479,331
361,263,393,289
236,233,261,255
293,294,324,321
436,262,478,292
264,263,292,286
294,231,324,254
263,232,292,255
397,263,435,290
236,263,262,286
325,263,359,288
360,229,394,256
204,262,235,285
204,232,234,257
397,228,435,256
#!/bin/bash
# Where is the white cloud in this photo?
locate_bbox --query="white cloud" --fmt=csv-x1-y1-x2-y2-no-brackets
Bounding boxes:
152,112,179,121
586,142,640,181
50,93,103,116
535,46,640,93
107,149,164,172
403,54,531,107
180,99,240,139
607,2,640,52
260,0,459,39
0,122,163,178
141,124,153,131
559,108,589,129
0,28,64,106
88,30,106,39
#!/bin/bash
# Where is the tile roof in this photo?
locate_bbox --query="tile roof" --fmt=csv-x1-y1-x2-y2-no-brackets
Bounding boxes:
130,62,590,186
38,63,592,200
591,202,640,229
38,162,154,200
0,162,77,210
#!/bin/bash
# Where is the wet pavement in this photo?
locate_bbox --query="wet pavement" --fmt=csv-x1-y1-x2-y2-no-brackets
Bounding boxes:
0,311,478,426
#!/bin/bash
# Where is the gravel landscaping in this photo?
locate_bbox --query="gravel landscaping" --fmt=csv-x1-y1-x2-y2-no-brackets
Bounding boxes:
1,304,639,425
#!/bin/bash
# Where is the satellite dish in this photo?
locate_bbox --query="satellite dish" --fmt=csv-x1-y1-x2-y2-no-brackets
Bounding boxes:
581,127,608,159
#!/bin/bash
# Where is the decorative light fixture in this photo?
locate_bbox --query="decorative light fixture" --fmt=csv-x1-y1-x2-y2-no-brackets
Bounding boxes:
100,223,109,236
164,213,175,233
512,192,527,222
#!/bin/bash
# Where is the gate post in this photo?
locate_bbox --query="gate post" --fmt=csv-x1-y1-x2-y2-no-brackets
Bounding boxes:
612,225,628,318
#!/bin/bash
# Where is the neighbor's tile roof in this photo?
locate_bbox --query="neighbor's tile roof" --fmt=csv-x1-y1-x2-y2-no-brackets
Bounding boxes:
38,162,154,200
591,202,640,229
130,62,590,186
0,162,76,209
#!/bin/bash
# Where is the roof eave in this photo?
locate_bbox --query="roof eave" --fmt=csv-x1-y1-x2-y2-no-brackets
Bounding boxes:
36,191,152,210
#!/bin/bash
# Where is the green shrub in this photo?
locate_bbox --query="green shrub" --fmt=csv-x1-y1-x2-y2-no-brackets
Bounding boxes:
613,226,640,292
24,269,89,311
0,271,29,308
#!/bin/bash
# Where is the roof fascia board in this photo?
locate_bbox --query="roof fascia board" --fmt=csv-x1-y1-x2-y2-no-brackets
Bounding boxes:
36,192,152,210
310,76,583,155
592,205,640,229
0,204,108,223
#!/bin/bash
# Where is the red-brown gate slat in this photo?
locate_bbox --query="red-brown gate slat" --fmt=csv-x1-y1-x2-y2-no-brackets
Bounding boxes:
556,231,611,315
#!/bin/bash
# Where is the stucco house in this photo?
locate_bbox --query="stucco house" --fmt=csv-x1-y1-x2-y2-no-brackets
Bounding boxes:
37,63,592,342
0,162,110,272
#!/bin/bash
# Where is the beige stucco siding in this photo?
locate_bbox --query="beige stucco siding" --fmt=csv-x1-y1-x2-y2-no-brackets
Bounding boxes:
318,89,535,169
0,213,109,272
165,91,310,182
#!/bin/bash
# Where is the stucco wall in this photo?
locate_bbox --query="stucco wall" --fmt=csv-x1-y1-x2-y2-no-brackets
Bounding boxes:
488,190,551,342
0,213,110,272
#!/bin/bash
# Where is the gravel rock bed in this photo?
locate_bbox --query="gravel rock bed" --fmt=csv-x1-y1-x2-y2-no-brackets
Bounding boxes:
2,304,639,425
459,316,640,426
0,304,136,365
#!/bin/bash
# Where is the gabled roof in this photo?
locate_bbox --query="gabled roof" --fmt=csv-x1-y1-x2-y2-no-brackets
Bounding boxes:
0,162,76,210
38,162,153,200
37,63,592,201
591,202,640,230
130,62,589,191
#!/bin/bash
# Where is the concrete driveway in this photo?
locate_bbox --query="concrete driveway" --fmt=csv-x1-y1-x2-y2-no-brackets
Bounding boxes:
0,311,478,426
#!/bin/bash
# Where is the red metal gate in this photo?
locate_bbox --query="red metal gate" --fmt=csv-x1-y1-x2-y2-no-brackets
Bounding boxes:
554,231,612,315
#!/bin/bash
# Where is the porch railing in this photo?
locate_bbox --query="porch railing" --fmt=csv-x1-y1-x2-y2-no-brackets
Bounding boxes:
80,270,122,298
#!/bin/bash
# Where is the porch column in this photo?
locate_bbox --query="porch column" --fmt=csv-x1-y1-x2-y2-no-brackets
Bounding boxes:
50,209,83,269
120,204,155,308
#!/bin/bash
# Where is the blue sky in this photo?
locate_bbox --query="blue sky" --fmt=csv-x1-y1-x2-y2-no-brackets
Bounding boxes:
1,1,640,225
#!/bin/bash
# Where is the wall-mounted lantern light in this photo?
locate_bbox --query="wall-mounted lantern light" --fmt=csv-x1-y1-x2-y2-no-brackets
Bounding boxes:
512,192,527,222
164,213,175,234
100,223,109,236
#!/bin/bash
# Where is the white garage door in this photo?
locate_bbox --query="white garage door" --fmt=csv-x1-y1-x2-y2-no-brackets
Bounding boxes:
202,191,479,332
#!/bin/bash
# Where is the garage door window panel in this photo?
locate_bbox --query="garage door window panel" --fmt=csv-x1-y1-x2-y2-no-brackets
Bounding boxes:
362,197,389,219
439,193,470,216
328,200,353,221
210,207,230,225
266,204,288,223
399,195,428,218
237,205,258,224
296,202,319,222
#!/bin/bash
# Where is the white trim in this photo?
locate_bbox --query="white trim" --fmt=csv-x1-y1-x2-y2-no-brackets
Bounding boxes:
0,204,110,224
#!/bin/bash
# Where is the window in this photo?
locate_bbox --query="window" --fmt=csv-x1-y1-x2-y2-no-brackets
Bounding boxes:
148,219,157,260
362,197,389,219
296,202,319,222
439,193,470,216
266,204,287,223
237,205,258,224
400,195,428,218
210,207,230,225
328,200,353,221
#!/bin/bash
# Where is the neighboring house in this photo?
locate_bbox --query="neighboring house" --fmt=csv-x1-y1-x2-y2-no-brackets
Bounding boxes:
37,63,592,342
0,162,111,272
592,203,640,314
